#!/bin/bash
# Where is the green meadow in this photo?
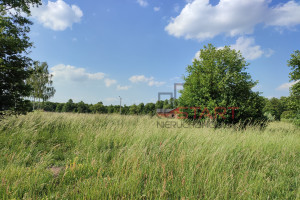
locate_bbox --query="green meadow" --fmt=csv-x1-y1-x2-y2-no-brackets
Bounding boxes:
0,112,299,199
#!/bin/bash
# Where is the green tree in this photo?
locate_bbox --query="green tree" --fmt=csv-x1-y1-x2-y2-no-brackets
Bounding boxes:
55,103,64,113
122,105,129,115
155,100,164,109
163,99,172,109
42,101,57,112
0,0,41,117
107,105,114,113
62,99,75,112
179,44,266,124
91,101,106,114
286,50,300,126
27,61,55,109
144,103,155,116
263,97,285,120
77,101,90,113
287,50,300,113
137,103,145,114
129,104,138,115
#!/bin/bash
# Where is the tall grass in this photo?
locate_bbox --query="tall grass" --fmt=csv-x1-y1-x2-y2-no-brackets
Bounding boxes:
0,112,299,199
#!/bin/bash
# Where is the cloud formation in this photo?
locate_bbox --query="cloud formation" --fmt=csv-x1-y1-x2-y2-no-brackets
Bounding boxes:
31,0,83,31
165,0,300,40
194,37,274,60
129,75,165,87
277,80,299,91
229,37,264,60
50,64,120,89
51,64,105,82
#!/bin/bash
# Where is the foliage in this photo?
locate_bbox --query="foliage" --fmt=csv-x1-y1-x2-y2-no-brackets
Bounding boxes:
286,50,300,126
281,110,296,120
263,97,287,120
288,50,300,82
179,44,266,124
36,99,177,117
264,112,275,121
0,0,41,117
26,61,55,109
62,99,75,113
0,112,299,199
90,101,106,114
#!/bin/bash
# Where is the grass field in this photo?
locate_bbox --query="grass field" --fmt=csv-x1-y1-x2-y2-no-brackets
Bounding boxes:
0,112,299,199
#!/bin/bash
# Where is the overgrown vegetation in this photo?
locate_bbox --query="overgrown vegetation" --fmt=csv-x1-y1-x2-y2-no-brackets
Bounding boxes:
0,112,299,199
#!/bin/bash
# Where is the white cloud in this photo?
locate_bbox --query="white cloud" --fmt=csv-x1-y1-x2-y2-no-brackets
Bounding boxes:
137,0,148,7
154,7,160,12
194,37,274,60
129,75,151,83
277,80,299,91
117,85,131,91
104,78,117,87
265,1,300,27
165,0,300,40
31,0,83,31
129,75,165,87
194,51,201,61
50,64,105,82
230,37,264,60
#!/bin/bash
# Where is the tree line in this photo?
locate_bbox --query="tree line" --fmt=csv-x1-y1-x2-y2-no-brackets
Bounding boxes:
29,95,297,124
28,99,178,116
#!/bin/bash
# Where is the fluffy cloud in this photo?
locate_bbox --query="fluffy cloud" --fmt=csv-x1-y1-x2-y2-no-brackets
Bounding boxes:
194,37,274,60
137,0,148,7
229,37,264,60
277,80,299,91
51,64,120,89
31,0,83,31
129,75,165,87
165,0,300,40
50,64,105,82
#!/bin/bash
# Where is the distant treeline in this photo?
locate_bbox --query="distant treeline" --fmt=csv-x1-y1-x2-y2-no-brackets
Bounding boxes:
30,99,179,116
28,97,297,122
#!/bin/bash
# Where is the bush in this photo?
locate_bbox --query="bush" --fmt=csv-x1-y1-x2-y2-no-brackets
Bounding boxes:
280,110,296,119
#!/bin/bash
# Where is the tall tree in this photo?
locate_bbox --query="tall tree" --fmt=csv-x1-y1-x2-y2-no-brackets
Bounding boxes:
27,61,55,109
0,0,41,117
179,44,266,124
287,50,300,113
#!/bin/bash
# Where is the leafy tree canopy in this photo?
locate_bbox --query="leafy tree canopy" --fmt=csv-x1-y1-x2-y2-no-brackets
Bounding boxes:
179,44,266,124
0,0,41,117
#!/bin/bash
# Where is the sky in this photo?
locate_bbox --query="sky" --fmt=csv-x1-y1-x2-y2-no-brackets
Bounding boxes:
28,0,300,105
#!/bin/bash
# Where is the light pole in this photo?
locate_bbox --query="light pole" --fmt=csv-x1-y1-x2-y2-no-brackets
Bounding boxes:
119,96,122,115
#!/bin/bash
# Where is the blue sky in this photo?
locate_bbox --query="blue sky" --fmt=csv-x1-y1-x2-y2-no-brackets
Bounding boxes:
28,0,300,105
